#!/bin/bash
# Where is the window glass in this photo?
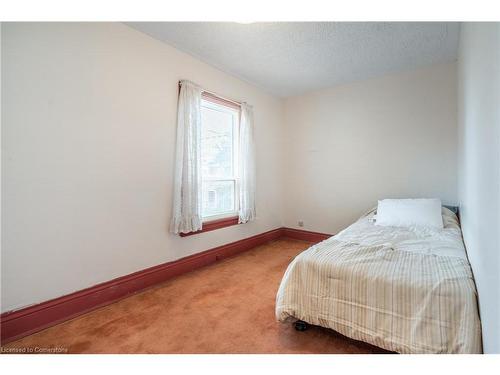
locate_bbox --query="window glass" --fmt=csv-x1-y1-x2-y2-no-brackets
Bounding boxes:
200,99,239,219
201,180,235,217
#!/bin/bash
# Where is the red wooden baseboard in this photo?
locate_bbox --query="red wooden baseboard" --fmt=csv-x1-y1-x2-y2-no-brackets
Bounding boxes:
281,227,332,243
0,227,331,344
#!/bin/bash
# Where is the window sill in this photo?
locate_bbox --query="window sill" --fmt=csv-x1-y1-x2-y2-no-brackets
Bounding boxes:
179,216,240,237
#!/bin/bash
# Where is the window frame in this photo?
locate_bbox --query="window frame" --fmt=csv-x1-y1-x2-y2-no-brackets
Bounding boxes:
199,97,240,221
180,91,241,237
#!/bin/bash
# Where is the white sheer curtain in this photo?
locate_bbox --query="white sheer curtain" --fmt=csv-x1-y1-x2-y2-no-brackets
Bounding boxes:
170,80,203,234
238,103,256,223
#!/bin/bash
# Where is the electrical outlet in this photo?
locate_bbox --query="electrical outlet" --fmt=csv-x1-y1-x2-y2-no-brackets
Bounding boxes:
298,220,304,227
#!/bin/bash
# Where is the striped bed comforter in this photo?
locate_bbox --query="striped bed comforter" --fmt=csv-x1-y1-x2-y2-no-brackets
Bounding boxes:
275,209,482,353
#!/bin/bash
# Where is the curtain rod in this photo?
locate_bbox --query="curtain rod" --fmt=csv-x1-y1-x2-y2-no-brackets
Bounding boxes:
178,80,242,106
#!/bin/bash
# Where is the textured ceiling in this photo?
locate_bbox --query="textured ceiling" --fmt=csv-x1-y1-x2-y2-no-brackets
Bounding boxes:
126,22,460,97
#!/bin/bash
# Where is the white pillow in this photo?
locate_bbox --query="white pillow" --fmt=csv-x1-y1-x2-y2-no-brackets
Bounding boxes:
375,198,443,229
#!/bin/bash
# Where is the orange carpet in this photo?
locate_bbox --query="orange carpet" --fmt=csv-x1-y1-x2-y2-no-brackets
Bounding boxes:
4,239,389,354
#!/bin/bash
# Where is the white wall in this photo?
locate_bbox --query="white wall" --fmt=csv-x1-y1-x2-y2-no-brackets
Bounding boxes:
283,63,458,234
457,23,500,354
1,23,285,312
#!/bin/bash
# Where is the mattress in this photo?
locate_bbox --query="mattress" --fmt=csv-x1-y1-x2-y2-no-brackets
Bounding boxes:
275,208,482,353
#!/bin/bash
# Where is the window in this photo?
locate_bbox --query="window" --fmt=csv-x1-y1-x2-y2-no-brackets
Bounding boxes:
171,80,255,237
200,95,240,221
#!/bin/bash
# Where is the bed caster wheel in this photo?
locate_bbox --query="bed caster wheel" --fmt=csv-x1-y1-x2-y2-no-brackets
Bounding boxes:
294,320,308,331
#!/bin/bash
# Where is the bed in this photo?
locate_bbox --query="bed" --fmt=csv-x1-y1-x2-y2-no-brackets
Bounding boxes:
275,207,482,353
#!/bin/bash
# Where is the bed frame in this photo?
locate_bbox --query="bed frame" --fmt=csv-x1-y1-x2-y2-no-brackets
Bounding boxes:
294,320,309,331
